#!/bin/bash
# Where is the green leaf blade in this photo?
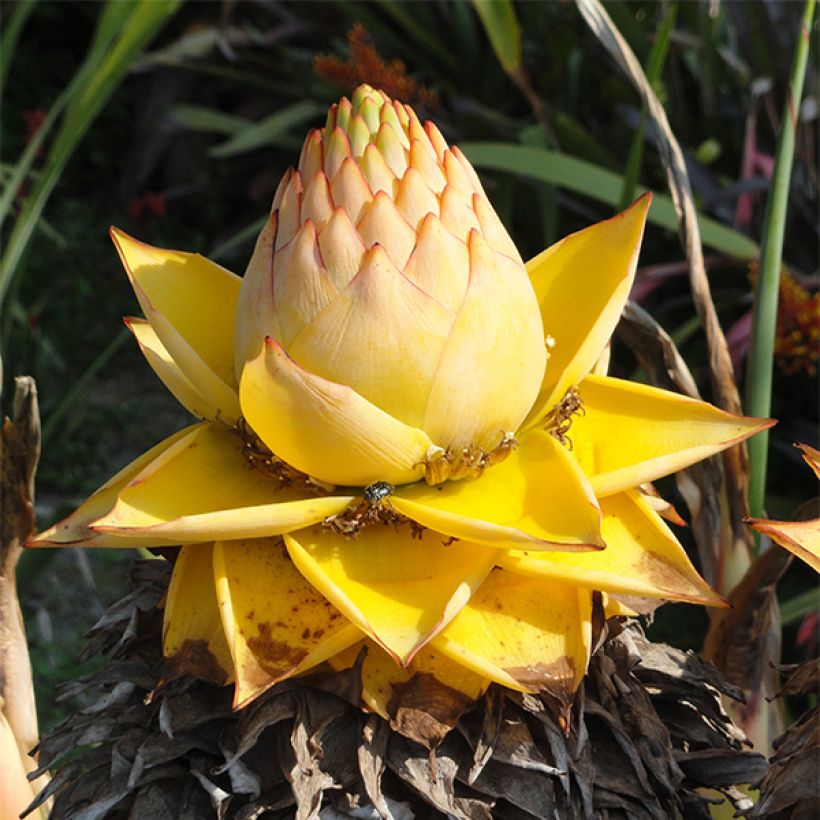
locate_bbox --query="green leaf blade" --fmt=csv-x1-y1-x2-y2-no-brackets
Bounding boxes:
461,141,759,259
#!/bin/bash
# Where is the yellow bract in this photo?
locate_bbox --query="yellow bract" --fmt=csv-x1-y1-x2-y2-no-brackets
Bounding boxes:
29,425,197,548
499,490,725,604
89,424,353,543
110,228,240,386
748,517,820,573
433,572,592,696
163,544,232,685
240,338,433,487
572,375,774,497
390,430,604,550
746,443,820,573
524,194,651,429
30,85,774,728
286,524,496,664
127,318,222,422
214,539,362,707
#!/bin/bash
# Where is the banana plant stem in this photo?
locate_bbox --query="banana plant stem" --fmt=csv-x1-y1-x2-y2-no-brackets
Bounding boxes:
745,0,815,529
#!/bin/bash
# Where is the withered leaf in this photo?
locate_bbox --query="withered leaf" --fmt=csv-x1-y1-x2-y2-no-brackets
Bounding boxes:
357,715,390,819
387,733,494,820
750,659,819,820
387,670,475,750
126,781,183,820
29,562,770,820
772,659,820,699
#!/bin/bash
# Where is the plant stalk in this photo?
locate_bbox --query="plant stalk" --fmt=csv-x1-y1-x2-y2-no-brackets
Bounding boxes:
619,4,677,210
745,0,816,527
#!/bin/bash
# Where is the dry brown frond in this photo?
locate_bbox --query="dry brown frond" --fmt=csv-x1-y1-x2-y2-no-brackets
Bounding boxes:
748,660,820,819
25,560,769,819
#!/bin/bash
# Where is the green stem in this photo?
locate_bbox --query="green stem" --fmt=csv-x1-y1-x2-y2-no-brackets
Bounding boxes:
619,4,676,210
745,0,815,528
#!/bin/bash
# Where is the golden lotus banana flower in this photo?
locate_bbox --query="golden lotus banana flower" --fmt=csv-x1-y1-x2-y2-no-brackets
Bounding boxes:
30,85,774,736
235,85,546,487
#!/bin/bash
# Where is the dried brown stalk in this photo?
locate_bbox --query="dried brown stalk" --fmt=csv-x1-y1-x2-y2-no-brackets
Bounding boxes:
1,376,48,816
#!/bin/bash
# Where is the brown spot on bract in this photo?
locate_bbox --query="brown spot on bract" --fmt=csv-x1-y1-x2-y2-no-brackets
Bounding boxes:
246,622,309,678
301,628,310,640
387,672,474,749
636,549,688,598
162,639,227,686
246,610,255,620
505,657,576,705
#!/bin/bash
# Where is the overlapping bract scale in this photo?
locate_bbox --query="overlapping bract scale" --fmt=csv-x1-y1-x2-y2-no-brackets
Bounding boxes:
235,84,546,484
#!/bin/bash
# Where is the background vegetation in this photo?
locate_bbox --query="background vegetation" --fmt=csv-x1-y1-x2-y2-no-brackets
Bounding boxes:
1,0,817,732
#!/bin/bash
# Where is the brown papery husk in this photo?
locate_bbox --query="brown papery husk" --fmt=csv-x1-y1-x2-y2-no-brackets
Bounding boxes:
747,660,820,820
22,559,773,819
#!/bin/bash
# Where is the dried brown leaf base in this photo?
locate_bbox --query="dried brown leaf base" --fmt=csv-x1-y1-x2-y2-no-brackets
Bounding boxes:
26,562,768,820
748,659,820,820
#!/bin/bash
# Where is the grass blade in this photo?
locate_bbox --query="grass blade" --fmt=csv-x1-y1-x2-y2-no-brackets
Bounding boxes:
576,0,756,611
780,586,820,626
374,0,458,73
207,216,269,260
473,0,556,144
619,4,677,210
0,0,134,231
0,84,73,232
41,328,131,448
745,0,816,523
209,100,322,158
0,0,180,309
170,104,251,136
208,216,268,262
0,0,38,92
472,0,521,74
61,1,178,134
576,0,742,414
461,141,759,259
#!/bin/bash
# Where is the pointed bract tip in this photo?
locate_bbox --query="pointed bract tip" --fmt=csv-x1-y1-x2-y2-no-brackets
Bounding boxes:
24,532,50,549
703,588,730,609
749,416,778,434
108,225,141,250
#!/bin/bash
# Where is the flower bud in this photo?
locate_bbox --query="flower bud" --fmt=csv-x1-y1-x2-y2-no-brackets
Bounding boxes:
236,85,546,486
